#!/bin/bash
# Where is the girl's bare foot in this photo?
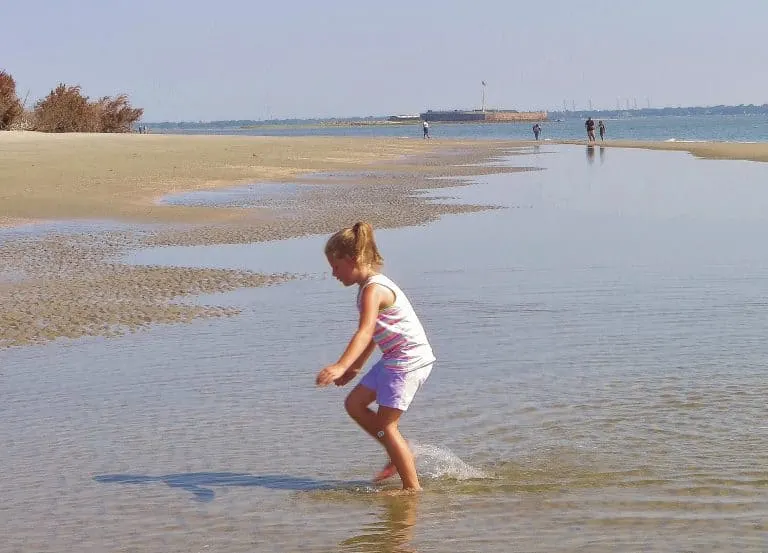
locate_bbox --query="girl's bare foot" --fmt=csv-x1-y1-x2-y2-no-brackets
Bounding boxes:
373,461,398,483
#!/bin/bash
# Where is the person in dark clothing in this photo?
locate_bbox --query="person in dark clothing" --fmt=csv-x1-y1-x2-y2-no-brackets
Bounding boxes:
585,117,596,142
532,123,541,140
598,120,606,141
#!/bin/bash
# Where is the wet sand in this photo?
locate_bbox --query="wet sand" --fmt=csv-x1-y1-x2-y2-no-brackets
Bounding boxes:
0,132,528,347
3,132,767,349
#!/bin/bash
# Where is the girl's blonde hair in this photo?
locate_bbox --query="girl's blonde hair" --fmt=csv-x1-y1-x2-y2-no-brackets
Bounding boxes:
325,221,384,268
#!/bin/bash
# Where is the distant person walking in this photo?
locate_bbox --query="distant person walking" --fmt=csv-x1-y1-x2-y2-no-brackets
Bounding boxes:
422,120,430,139
585,117,596,143
532,123,541,141
598,120,606,141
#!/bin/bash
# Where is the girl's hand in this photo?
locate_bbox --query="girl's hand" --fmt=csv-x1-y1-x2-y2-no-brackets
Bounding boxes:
316,363,347,387
334,367,360,387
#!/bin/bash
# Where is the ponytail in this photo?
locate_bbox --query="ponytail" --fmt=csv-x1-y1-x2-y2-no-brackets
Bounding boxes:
325,221,384,268
352,221,383,268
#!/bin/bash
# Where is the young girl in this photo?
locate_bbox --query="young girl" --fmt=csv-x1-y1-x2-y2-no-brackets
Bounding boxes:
316,222,435,491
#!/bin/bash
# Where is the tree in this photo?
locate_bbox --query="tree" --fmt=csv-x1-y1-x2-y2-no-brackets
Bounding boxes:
93,94,143,133
33,84,143,133
0,70,23,130
33,84,97,132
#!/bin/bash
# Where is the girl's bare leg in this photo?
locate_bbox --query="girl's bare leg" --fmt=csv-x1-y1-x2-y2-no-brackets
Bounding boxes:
376,406,420,490
344,384,379,438
345,386,420,490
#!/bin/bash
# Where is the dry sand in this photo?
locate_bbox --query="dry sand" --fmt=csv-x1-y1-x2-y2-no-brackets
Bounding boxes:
0,132,529,348
3,131,767,349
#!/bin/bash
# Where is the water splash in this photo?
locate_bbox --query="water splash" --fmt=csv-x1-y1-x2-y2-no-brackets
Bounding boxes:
412,443,489,480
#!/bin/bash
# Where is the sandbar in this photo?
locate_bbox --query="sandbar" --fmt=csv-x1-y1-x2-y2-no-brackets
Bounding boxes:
557,138,768,163
2,132,767,348
0,132,527,347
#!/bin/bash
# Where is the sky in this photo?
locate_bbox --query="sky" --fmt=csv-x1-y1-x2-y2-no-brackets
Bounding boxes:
3,0,767,122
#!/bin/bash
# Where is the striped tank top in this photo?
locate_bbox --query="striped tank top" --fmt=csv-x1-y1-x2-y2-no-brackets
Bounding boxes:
357,274,436,372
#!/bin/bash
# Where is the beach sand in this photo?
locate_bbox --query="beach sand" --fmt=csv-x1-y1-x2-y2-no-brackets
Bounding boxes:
0,132,527,347
3,132,767,349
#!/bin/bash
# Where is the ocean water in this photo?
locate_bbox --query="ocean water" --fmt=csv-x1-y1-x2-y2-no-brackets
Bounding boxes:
156,114,768,143
3,145,768,551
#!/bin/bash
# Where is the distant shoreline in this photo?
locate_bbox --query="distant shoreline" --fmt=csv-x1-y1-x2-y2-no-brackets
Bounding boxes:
144,107,768,131
238,119,548,130
240,119,418,129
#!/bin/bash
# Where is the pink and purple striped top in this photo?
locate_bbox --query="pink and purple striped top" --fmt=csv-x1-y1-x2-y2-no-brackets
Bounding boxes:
357,274,436,372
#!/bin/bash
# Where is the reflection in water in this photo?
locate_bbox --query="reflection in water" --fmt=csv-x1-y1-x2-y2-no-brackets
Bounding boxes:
586,144,595,164
340,494,420,553
599,146,606,164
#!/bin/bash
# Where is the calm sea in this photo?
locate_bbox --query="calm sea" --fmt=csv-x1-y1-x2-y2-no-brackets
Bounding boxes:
156,114,768,143
3,145,768,552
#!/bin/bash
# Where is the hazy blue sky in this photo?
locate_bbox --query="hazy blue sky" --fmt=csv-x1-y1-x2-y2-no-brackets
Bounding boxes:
3,0,767,122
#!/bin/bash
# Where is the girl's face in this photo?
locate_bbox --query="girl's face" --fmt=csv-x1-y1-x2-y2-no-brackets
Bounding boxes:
326,254,361,287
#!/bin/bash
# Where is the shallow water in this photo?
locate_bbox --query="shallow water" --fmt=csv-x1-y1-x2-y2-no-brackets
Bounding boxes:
155,113,768,143
3,145,768,551
0,219,151,242
158,182,302,210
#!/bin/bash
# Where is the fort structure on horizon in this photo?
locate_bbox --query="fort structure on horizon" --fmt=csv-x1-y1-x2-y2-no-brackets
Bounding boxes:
418,109,548,123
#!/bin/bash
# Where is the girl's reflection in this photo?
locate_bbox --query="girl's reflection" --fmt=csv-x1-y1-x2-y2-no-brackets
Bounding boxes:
340,493,420,553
